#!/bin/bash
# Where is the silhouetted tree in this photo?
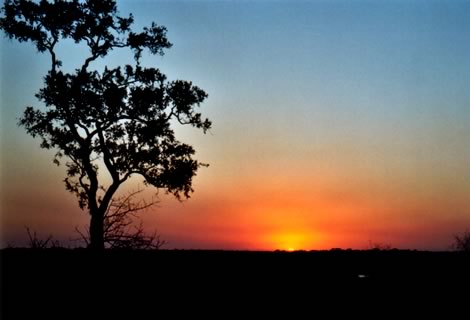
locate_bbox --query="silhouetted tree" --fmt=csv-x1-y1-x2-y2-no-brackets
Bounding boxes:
0,0,211,249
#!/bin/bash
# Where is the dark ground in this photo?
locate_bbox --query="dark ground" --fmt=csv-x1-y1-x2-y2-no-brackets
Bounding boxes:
1,249,469,318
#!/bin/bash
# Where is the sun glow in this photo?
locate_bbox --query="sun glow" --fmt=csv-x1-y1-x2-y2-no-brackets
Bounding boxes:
270,231,318,252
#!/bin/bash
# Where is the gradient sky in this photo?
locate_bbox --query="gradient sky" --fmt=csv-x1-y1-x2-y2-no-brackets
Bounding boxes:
1,0,470,250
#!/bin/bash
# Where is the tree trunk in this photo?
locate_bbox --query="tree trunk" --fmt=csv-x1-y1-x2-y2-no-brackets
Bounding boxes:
89,209,105,250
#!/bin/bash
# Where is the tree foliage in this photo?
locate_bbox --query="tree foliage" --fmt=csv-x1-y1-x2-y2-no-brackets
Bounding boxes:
0,0,211,249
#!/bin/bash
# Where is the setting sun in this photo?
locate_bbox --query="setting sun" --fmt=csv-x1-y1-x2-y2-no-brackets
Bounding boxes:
269,232,317,252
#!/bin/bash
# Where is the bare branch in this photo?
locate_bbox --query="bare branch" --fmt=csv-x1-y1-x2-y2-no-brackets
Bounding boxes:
74,226,90,247
76,188,165,249
25,227,60,249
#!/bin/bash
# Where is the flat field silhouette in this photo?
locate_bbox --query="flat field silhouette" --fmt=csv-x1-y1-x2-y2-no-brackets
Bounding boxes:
2,249,469,317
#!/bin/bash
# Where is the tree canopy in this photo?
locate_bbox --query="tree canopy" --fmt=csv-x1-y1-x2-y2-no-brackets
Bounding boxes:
0,0,211,249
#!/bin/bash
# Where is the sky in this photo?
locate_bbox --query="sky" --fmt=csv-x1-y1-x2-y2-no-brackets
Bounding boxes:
1,0,470,250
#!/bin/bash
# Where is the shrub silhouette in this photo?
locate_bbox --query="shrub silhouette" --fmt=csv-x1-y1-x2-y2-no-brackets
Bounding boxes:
25,227,60,249
452,230,470,252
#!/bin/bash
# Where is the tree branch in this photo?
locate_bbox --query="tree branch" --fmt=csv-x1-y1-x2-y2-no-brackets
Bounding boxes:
96,122,118,181
47,36,59,75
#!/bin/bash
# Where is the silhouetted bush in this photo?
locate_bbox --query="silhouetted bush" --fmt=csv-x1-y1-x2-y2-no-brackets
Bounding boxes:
367,241,394,251
452,230,470,252
25,227,60,249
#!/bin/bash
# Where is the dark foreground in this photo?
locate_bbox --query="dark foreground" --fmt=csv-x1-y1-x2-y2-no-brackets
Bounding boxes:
2,249,469,317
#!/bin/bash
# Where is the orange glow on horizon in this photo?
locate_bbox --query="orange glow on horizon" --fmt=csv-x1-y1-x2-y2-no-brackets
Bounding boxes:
155,179,470,251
